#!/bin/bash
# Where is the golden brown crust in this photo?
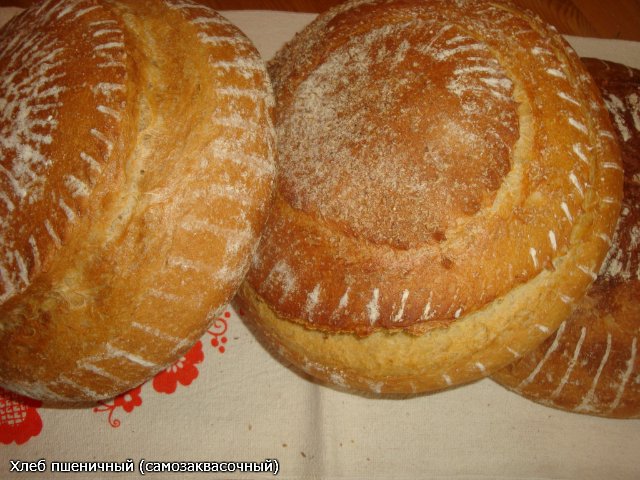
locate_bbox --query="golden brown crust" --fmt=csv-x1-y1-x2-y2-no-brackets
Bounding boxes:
0,0,131,303
492,58,640,418
252,0,622,335
0,0,275,404
238,0,623,394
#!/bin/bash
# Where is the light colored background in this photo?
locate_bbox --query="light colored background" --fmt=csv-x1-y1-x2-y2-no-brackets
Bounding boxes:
1,8,639,480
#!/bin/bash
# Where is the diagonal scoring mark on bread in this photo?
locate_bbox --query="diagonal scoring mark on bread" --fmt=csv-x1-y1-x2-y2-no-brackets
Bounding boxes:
568,172,584,197
92,82,125,96
93,28,122,37
605,94,632,141
518,321,567,389
76,362,128,388
57,197,76,221
265,261,298,303
560,202,573,223
551,326,587,399
69,5,102,20
601,161,624,172
13,251,29,285
568,117,589,134
575,332,612,413
192,15,232,26
28,235,41,271
56,375,101,400
367,289,380,325
305,284,322,319
94,41,125,51
96,104,122,121
597,232,612,246
88,18,117,26
0,165,26,198
535,324,549,334
206,135,274,179
576,264,598,281
130,321,184,344
557,91,580,106
558,293,574,304
548,230,557,251
89,128,114,157
147,287,182,303
420,291,435,321
507,347,520,358
602,196,619,205
545,68,566,79
105,344,155,369
572,143,589,164
392,289,410,323
211,58,265,79
0,191,14,212
43,219,62,247
63,174,91,198
197,34,246,47
166,0,210,11
609,337,638,412
337,287,350,311
629,93,640,131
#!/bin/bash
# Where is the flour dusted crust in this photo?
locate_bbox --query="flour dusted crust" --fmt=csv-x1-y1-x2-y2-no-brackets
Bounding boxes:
492,58,640,418
0,0,275,404
236,0,623,394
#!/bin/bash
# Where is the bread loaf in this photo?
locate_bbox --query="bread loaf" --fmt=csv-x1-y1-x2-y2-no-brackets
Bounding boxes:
0,0,275,404
492,58,640,418
235,0,623,395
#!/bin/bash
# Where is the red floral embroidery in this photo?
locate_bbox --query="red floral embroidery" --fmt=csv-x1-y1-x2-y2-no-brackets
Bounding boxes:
93,386,143,428
207,311,230,353
152,341,204,394
0,388,43,445
92,310,234,428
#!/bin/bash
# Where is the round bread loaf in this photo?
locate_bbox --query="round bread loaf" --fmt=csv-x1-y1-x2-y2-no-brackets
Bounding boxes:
492,58,640,418
0,0,275,404
235,0,623,395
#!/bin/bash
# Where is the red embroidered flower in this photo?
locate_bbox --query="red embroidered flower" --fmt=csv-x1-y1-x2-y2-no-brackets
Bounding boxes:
152,341,204,394
93,386,143,428
207,311,230,353
112,386,143,413
0,388,43,445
